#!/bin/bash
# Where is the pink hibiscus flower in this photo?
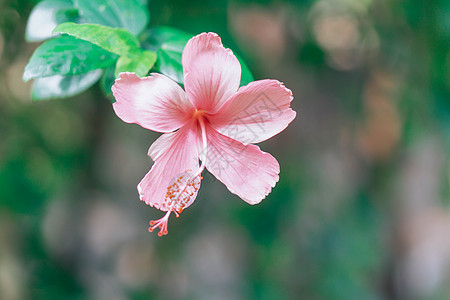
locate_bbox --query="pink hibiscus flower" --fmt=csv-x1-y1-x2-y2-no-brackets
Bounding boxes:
112,32,296,236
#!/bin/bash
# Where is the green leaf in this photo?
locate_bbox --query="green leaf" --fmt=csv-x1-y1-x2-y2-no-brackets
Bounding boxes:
155,48,184,83
23,35,117,81
141,26,191,51
115,50,157,78
25,0,78,42
32,70,102,100
141,27,192,83
236,54,254,86
137,0,148,6
75,0,149,35
53,22,141,56
100,66,116,98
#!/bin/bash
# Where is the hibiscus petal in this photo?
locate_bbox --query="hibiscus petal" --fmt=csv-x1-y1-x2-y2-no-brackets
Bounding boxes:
203,125,280,204
112,72,195,133
208,79,296,144
138,123,199,210
182,32,241,113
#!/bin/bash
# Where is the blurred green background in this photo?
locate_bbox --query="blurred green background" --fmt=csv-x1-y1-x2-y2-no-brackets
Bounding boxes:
0,0,449,299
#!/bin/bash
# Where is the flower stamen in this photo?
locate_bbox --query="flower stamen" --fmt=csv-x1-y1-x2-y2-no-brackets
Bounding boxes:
148,117,208,236
148,207,171,236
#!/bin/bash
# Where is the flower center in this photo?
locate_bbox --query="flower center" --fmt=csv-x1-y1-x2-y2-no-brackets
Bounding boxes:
192,109,206,119
148,116,208,236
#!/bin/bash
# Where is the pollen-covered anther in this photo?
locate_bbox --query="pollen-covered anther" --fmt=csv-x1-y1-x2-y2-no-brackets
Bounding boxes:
165,170,202,210
148,170,202,236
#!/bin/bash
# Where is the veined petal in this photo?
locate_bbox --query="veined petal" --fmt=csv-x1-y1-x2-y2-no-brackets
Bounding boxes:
112,72,195,133
203,125,280,204
208,80,296,144
182,32,241,113
138,123,200,210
